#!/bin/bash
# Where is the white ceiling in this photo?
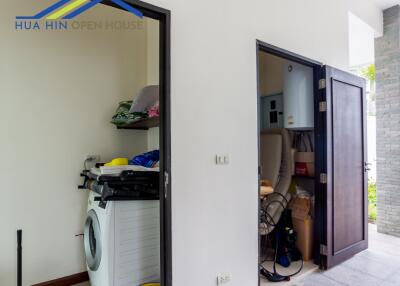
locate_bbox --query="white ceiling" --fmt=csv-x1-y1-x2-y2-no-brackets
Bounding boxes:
373,0,400,10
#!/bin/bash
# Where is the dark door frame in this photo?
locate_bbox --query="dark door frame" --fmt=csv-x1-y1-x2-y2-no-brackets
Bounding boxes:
102,1,172,285
256,40,325,284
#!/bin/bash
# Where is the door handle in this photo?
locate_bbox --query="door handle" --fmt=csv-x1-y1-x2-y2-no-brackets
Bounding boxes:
364,162,372,172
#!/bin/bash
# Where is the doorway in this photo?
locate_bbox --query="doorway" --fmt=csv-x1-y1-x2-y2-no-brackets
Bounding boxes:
101,1,171,286
257,42,323,284
256,41,368,284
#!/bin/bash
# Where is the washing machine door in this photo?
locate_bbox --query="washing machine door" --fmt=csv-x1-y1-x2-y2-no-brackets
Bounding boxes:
84,209,102,271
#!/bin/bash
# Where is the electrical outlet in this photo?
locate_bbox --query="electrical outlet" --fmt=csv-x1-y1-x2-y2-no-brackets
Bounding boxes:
85,155,100,162
217,273,231,285
215,155,230,165
223,155,230,164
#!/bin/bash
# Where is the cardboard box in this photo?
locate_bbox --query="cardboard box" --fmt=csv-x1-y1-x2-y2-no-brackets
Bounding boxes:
292,217,314,261
289,197,314,261
295,152,315,177
289,197,311,220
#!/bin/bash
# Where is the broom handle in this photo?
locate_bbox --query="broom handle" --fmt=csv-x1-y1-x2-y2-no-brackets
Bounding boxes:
17,230,22,286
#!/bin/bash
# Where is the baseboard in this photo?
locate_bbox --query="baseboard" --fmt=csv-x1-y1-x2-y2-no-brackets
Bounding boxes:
32,271,89,286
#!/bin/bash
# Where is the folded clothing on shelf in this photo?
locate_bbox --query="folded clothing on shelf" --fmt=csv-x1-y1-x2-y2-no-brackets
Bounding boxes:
111,101,148,127
110,85,160,127
148,101,160,118
130,150,160,168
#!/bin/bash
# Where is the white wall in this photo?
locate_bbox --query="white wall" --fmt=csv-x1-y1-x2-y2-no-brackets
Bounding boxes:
147,18,160,86
349,12,376,67
140,1,381,286
0,1,383,286
146,18,160,150
350,0,383,37
347,11,376,181
0,2,158,285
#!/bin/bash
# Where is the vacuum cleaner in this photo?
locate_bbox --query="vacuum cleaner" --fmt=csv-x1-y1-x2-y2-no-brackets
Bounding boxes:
260,197,304,282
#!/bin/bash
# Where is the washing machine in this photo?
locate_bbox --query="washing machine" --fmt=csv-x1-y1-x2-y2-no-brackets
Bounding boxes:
84,191,160,286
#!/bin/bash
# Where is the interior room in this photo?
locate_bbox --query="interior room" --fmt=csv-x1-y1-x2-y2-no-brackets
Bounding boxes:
1,1,168,285
3,0,396,285
258,51,319,284
81,13,163,286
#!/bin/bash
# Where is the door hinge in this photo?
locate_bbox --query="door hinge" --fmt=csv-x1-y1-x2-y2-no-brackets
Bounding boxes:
164,171,169,199
364,162,372,172
319,101,327,112
320,244,328,256
320,173,327,184
319,79,326,89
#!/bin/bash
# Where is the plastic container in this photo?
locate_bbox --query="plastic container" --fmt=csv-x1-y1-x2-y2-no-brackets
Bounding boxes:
295,152,315,177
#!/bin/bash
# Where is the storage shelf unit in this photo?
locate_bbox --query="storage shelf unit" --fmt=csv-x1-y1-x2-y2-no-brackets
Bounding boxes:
117,117,159,130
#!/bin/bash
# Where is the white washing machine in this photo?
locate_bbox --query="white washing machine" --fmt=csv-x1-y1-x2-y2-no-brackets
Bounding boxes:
84,191,160,286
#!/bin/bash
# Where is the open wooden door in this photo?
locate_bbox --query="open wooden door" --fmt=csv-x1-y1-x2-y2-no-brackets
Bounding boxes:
319,66,368,269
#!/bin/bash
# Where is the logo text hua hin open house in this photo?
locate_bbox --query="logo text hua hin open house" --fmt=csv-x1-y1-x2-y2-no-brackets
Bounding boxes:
15,0,143,31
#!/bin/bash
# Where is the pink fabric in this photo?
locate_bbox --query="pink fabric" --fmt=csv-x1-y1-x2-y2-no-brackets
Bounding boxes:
148,101,160,117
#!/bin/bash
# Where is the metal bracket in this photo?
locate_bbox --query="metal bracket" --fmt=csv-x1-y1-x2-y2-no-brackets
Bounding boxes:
320,244,328,256
320,173,327,184
319,78,326,89
164,171,169,199
319,101,327,112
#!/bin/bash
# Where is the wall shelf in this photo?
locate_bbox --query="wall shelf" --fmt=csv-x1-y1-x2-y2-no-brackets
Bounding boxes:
117,117,159,130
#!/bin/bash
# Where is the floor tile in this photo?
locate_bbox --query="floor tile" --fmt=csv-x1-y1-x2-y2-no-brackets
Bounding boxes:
340,252,399,279
293,272,345,286
383,270,400,283
380,281,399,286
322,264,383,286
288,225,400,286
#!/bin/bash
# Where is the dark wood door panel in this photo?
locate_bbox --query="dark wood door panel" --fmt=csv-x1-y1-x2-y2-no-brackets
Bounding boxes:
332,80,365,254
324,66,368,269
